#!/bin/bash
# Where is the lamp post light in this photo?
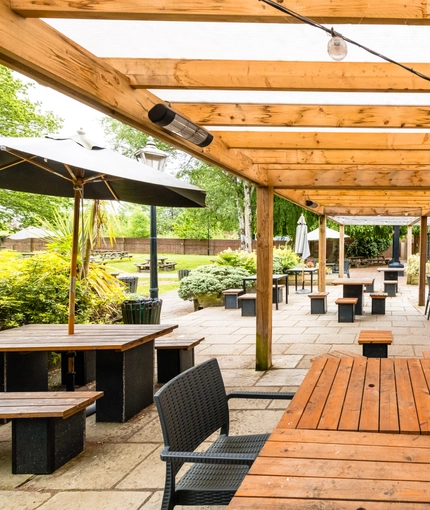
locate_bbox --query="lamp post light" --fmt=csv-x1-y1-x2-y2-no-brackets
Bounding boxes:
135,137,168,299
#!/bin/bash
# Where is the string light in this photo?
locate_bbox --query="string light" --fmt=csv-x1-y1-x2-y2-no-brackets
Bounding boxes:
327,32,347,61
259,0,430,82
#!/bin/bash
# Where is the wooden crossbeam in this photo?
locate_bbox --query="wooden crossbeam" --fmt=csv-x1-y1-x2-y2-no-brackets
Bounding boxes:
266,169,430,189
171,103,430,128
11,0,430,25
0,0,255,182
105,59,430,92
247,149,430,165
217,131,430,150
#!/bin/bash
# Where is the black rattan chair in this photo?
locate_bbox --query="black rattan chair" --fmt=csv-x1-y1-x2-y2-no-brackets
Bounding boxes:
154,358,295,509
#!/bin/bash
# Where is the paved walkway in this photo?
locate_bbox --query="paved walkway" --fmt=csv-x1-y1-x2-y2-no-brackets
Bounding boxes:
1,266,429,509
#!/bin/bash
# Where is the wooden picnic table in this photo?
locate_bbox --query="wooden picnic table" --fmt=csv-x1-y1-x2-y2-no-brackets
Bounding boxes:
0,323,177,423
228,428,430,508
228,356,430,508
279,356,430,434
331,277,373,315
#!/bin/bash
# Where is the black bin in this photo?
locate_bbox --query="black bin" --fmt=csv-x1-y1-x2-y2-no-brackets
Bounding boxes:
178,269,191,281
117,275,138,293
121,298,163,324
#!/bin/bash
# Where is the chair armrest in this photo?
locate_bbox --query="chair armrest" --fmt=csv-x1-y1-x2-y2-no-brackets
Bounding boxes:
160,447,255,466
226,391,295,401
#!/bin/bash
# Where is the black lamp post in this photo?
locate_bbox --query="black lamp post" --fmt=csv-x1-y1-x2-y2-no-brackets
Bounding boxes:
135,137,168,299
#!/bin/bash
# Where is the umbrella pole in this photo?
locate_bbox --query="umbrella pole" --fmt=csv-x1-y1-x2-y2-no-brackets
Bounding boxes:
65,186,81,391
68,187,80,335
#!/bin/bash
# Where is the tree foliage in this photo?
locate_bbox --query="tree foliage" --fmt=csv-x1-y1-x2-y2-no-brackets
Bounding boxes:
0,65,63,137
0,250,125,330
0,65,69,231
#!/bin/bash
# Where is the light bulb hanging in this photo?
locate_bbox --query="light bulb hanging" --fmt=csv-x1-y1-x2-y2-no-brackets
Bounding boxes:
327,34,347,62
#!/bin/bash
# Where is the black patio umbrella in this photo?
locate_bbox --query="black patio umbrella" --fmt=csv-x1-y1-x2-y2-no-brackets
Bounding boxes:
0,133,206,334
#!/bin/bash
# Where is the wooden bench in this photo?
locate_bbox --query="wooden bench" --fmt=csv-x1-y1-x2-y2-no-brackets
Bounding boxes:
238,294,256,316
358,329,393,358
159,261,177,271
384,280,397,296
311,349,366,362
155,336,204,383
272,284,285,304
135,262,150,272
364,278,375,293
335,297,358,322
308,291,328,314
370,291,388,314
222,288,244,309
0,391,103,474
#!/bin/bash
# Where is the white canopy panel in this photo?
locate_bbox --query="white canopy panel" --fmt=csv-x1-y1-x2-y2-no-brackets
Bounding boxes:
330,216,420,226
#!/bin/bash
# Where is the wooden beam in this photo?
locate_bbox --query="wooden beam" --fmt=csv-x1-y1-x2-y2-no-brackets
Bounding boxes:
318,216,326,292
419,216,428,306
217,131,430,150
171,103,430,128
0,0,255,182
106,59,430,92
267,169,430,189
256,186,273,371
245,150,430,165
11,0,430,24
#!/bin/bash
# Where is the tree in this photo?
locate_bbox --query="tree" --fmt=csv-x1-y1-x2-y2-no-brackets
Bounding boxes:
0,66,68,230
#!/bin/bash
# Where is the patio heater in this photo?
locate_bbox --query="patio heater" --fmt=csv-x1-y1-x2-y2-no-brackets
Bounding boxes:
135,137,168,298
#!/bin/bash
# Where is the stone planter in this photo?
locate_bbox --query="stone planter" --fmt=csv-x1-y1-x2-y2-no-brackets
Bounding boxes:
407,274,419,285
194,294,224,311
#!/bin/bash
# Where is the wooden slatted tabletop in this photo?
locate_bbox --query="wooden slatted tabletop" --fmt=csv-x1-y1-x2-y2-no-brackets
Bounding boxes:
0,323,177,351
0,391,103,419
278,356,430,434
228,428,430,509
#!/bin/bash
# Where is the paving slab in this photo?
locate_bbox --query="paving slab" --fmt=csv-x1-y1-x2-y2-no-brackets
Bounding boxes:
1,265,429,508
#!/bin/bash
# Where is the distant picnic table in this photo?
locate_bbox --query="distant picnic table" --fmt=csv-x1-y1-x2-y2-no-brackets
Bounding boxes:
91,250,132,262
135,258,177,272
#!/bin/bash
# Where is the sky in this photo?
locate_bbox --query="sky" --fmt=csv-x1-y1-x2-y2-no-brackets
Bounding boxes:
16,18,430,143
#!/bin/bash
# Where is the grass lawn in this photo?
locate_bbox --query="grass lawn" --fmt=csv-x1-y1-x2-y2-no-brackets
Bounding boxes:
104,253,214,297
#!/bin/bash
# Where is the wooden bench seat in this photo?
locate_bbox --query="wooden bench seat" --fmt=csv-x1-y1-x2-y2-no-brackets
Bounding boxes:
308,292,328,314
384,280,397,296
370,291,388,314
335,297,358,322
358,330,393,358
135,262,150,272
238,294,256,316
155,336,204,383
159,261,177,271
311,349,366,362
0,391,103,474
222,288,244,309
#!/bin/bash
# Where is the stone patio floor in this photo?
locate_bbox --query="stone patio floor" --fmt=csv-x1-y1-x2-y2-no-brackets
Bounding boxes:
1,265,429,509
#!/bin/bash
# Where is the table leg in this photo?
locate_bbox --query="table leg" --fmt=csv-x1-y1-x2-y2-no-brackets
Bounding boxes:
275,280,279,310
285,277,289,304
5,352,48,391
96,340,154,422
12,411,85,474
343,285,363,315
310,272,314,292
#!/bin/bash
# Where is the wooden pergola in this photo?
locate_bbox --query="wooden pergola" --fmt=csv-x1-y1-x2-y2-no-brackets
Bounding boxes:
1,0,430,369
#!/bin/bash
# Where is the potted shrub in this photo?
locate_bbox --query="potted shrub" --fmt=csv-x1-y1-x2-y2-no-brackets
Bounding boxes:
405,253,430,285
178,265,250,311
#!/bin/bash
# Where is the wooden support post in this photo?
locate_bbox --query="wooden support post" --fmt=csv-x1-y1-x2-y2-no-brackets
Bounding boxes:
318,215,326,292
256,186,273,371
339,224,345,278
419,216,427,306
407,225,413,262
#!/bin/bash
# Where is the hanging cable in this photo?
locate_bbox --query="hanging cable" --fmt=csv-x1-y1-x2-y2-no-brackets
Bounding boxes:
259,0,430,82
